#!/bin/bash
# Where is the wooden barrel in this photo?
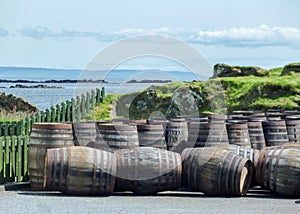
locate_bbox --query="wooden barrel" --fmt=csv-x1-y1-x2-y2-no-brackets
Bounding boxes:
181,147,253,196
165,121,188,152
137,124,167,149
255,145,300,197
44,146,116,195
73,122,97,147
28,123,75,190
204,113,228,123
262,120,289,147
115,147,182,194
188,122,229,147
247,121,266,150
285,116,300,144
226,123,251,148
96,123,139,151
247,112,267,122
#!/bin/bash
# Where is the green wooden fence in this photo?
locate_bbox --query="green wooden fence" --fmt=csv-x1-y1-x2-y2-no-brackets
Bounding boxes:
0,87,105,184
0,136,29,183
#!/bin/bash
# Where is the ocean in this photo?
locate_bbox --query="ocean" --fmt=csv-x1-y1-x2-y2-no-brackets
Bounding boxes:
0,67,208,110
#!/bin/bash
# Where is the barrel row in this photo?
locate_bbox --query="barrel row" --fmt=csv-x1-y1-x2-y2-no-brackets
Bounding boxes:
29,122,300,197
28,123,259,196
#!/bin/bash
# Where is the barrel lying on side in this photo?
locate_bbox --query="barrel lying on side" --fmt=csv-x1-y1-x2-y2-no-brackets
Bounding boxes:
181,147,253,196
115,147,182,194
44,146,116,195
29,123,75,190
255,144,300,197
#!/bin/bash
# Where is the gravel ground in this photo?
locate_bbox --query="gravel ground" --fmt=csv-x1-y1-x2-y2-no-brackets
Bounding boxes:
0,187,299,214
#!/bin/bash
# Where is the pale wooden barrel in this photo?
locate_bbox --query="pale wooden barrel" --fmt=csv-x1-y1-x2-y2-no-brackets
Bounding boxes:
96,123,139,151
28,123,75,190
165,121,188,153
73,122,97,147
262,120,289,147
115,147,182,194
226,122,251,148
247,121,266,150
44,146,116,195
181,147,253,196
188,122,229,147
137,124,167,149
255,144,300,197
285,116,300,144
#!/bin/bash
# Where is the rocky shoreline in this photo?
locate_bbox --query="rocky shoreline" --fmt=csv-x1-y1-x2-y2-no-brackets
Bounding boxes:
0,79,108,83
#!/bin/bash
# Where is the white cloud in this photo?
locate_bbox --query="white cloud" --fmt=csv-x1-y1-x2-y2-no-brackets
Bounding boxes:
188,25,300,48
17,25,300,48
0,27,9,36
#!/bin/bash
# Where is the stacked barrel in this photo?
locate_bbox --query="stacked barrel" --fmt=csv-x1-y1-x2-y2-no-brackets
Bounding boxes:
28,109,300,197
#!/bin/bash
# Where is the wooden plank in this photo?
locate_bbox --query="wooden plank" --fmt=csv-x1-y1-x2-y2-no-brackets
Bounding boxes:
0,136,4,184
23,136,29,181
5,136,10,182
16,136,22,182
12,136,16,182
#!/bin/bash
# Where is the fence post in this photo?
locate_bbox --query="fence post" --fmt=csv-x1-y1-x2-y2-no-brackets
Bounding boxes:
76,96,81,121
71,98,76,122
11,121,17,136
100,87,105,102
80,94,86,118
91,89,96,107
35,112,41,122
46,109,51,122
23,136,29,181
50,106,56,122
96,88,101,103
86,91,91,112
56,104,61,122
25,117,31,135
61,102,66,122
0,136,4,183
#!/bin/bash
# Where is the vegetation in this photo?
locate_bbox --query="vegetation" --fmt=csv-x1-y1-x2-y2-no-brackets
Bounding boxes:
84,94,119,121
115,64,300,118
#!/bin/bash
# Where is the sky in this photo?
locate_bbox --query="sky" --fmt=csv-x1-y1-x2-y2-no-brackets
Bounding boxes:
0,0,300,71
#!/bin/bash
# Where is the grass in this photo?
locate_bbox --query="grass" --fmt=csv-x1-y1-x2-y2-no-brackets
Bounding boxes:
0,111,32,122
84,94,119,121
112,64,300,118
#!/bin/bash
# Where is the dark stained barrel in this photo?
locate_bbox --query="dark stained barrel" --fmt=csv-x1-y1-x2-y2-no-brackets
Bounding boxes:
255,144,300,197
262,120,289,147
96,123,139,151
285,116,300,144
44,146,116,195
115,147,182,194
247,121,266,150
165,121,188,152
28,123,75,190
181,147,253,196
204,113,228,123
188,122,229,147
73,122,97,147
137,124,167,149
247,112,267,121
226,123,251,148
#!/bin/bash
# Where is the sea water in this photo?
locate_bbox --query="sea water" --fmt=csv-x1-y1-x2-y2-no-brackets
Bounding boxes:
0,67,208,110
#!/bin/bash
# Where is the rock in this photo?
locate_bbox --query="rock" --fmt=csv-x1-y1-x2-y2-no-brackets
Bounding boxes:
281,63,300,75
0,92,39,114
212,63,269,78
10,84,63,89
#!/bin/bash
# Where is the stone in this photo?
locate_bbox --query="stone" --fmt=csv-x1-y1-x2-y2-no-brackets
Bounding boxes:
212,63,269,78
281,63,300,75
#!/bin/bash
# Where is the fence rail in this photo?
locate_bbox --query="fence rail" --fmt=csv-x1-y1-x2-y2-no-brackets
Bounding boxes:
0,87,105,184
